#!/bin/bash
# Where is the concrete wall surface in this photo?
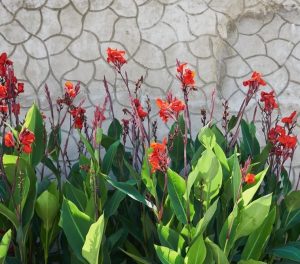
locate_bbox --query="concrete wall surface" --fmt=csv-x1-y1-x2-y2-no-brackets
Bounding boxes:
0,0,299,179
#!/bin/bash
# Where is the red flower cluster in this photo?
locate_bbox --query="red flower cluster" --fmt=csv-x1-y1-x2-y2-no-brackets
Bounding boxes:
148,138,169,173
244,173,256,184
107,48,127,69
133,98,148,120
70,106,86,129
0,52,12,76
176,63,196,90
282,111,297,125
156,93,185,123
243,71,266,87
4,128,35,154
260,90,278,113
65,81,78,98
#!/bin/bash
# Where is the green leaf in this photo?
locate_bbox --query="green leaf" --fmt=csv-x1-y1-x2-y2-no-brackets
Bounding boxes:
235,194,272,240
205,238,229,264
239,260,266,264
228,116,237,131
82,214,105,264
0,229,11,264
285,191,300,212
141,151,157,198
283,209,300,231
195,198,218,237
47,126,61,161
59,198,93,262
157,224,185,252
95,128,103,145
63,182,87,212
105,178,148,207
271,242,300,262
102,141,120,174
241,207,276,260
198,125,216,149
185,235,206,264
167,169,187,224
104,191,126,218
120,249,152,264
213,143,229,172
154,245,184,264
0,203,18,230
22,104,45,166
241,168,268,206
231,152,241,203
79,133,96,161
240,120,260,158
36,182,60,231
108,119,122,140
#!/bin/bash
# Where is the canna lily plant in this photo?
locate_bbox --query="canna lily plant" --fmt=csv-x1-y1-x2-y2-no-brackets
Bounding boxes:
0,49,299,264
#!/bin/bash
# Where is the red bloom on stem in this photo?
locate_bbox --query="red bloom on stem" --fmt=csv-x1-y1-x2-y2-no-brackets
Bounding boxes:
243,71,266,87
0,85,7,99
177,63,195,88
17,83,24,94
156,93,185,123
4,132,14,147
260,90,278,112
12,103,20,115
133,98,148,120
0,52,12,76
70,106,86,129
148,138,169,173
244,173,255,184
281,111,297,125
278,135,297,149
0,103,8,113
19,128,35,153
64,81,78,98
107,48,127,68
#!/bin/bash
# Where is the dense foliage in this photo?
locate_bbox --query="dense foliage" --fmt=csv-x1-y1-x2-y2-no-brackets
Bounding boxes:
0,50,299,264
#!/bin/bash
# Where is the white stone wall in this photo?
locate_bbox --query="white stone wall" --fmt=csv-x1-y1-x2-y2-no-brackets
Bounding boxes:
0,0,300,179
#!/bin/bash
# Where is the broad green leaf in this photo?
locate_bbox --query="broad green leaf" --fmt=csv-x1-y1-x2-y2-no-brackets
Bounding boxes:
120,249,151,264
231,152,241,203
271,242,300,262
205,238,229,264
102,141,120,174
241,168,268,206
235,194,272,240
105,177,148,207
104,191,126,218
283,209,300,231
285,191,300,212
63,182,87,212
240,120,260,158
0,203,18,230
82,214,105,264
79,133,96,161
242,207,276,260
108,119,122,140
0,229,11,264
59,198,93,262
195,198,218,238
167,169,187,224
198,125,216,149
157,224,185,252
239,260,266,264
213,143,229,172
22,104,45,166
154,245,184,264
185,235,206,264
36,182,59,231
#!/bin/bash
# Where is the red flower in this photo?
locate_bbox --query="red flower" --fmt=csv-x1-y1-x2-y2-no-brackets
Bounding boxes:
281,111,297,125
244,173,255,184
12,103,20,115
260,90,278,112
148,138,169,173
133,98,148,120
268,125,285,144
4,132,14,147
64,81,77,98
177,63,195,88
19,128,35,153
0,103,8,113
0,52,12,76
278,135,297,149
107,48,127,68
70,107,86,129
0,85,7,99
243,71,266,87
17,83,24,94
156,93,185,123
93,106,106,129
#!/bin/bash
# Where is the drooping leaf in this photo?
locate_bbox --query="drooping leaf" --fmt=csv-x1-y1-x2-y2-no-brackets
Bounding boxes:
167,169,187,224
108,119,122,140
82,214,105,264
154,245,184,264
0,229,11,264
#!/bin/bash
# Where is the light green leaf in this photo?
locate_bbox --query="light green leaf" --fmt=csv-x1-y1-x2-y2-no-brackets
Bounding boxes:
241,207,276,260
167,169,187,224
205,238,229,264
0,229,11,264
82,214,105,264
59,198,93,262
285,191,300,212
154,245,184,264
231,152,241,203
185,235,206,264
198,125,216,149
141,150,157,198
157,224,185,252
239,260,266,264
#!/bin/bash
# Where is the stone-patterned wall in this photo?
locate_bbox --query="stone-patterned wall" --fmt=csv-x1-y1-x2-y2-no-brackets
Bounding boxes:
0,0,300,179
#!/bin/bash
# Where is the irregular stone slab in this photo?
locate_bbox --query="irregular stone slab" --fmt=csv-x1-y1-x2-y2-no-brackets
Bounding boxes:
60,5,82,38
0,3,13,25
189,36,211,58
10,45,28,80
111,0,137,17
71,0,89,15
25,58,49,88
267,39,294,65
225,56,251,77
16,9,41,35
24,0,46,9
64,61,94,85
188,9,216,36
234,34,266,58
24,36,47,58
46,0,69,8
138,0,164,29
89,0,113,11
45,35,72,55
246,55,278,75
0,21,30,44
38,8,61,40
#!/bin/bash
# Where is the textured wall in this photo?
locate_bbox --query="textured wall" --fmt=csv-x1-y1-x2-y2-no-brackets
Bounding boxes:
0,0,300,179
